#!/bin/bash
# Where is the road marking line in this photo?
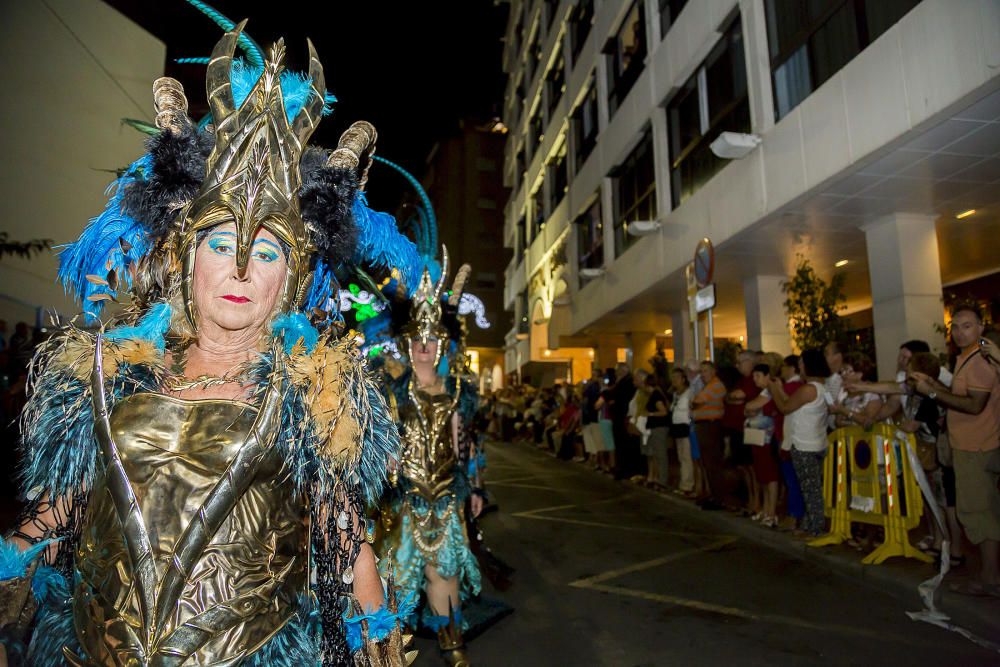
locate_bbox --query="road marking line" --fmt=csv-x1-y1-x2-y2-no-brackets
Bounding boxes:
570,537,738,586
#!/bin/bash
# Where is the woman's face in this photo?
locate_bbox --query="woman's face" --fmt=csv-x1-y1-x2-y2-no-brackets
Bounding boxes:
780,363,794,381
192,223,287,335
670,371,684,391
841,364,862,384
410,337,440,372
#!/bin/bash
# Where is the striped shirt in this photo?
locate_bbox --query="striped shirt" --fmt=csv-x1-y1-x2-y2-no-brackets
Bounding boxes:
693,377,726,421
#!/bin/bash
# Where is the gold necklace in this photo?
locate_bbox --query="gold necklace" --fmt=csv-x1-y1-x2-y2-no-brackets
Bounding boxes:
165,347,253,392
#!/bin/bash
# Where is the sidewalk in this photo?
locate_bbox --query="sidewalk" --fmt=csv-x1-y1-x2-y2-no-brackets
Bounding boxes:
555,450,1000,644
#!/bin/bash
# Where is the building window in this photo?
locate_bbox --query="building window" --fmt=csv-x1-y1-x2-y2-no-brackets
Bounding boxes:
531,182,546,240
572,79,599,172
515,146,526,182
605,2,647,117
611,129,656,256
667,16,751,209
515,212,527,262
575,196,604,274
658,0,689,39
530,112,545,159
545,51,566,121
765,0,920,120
525,29,539,84
544,0,559,31
569,0,595,65
548,148,568,213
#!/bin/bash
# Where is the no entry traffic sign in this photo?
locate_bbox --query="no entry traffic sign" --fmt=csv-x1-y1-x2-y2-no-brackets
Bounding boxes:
694,238,714,288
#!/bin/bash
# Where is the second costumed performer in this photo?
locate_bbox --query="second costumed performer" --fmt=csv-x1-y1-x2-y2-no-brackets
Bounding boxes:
376,249,485,667
0,23,417,666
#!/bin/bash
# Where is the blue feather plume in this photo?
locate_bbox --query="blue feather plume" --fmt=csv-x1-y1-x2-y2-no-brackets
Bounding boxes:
352,193,426,295
271,312,320,355
0,537,56,581
105,302,172,351
57,156,152,322
343,592,417,653
25,565,78,667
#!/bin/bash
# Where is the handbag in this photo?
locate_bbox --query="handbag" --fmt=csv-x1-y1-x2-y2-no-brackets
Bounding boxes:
743,427,767,446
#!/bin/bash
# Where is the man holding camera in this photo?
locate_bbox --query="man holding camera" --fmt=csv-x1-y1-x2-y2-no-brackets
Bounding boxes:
911,305,1000,597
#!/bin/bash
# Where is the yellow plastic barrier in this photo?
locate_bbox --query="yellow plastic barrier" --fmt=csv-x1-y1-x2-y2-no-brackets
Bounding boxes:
809,424,931,564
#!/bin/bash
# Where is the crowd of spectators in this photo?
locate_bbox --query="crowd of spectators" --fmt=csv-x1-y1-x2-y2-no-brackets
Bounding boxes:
479,304,1000,597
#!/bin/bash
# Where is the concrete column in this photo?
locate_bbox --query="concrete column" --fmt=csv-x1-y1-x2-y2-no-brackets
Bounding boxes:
629,331,658,372
862,212,946,380
671,309,693,364
740,0,776,135
596,338,619,371
743,274,792,355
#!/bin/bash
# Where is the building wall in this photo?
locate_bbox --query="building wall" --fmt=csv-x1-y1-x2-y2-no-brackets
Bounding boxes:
425,121,512,349
500,0,1000,373
0,0,165,326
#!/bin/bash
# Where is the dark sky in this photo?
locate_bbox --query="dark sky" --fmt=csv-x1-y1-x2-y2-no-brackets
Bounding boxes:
105,0,509,210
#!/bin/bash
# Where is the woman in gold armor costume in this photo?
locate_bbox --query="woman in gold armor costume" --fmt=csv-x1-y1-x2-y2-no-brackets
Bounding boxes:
376,251,484,667
0,22,418,667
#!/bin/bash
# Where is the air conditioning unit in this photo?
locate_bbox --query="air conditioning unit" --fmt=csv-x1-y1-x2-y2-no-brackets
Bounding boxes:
710,131,762,159
579,267,606,279
627,220,661,237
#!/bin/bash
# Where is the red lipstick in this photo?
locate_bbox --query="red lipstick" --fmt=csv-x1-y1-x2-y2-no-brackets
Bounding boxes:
221,295,251,303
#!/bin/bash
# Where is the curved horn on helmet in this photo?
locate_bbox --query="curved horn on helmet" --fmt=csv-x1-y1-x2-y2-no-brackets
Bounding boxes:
327,120,378,190
448,263,472,307
152,77,193,134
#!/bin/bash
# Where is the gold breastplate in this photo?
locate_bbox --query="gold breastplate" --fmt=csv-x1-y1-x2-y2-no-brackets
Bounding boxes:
73,392,306,666
398,386,460,501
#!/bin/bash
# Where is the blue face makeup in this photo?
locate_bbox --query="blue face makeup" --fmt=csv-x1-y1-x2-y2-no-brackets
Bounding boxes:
206,231,281,263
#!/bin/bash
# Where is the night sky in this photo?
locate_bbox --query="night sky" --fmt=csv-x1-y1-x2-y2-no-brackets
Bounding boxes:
104,0,509,211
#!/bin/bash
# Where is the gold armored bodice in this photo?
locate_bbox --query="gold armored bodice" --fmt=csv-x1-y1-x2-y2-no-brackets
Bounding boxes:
74,393,307,666
398,385,461,502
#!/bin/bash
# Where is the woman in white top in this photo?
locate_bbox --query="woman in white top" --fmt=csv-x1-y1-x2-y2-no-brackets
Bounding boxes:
769,349,831,537
668,368,695,494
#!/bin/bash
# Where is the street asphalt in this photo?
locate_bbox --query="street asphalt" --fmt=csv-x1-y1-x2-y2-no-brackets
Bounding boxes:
409,439,1000,667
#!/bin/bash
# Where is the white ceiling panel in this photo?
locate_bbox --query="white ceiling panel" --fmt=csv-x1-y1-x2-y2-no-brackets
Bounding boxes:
904,118,985,151
901,152,985,179
942,123,1000,157
952,90,1000,122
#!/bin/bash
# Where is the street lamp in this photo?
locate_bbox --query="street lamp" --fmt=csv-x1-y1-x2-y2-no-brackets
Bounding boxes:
710,131,762,159
579,267,606,279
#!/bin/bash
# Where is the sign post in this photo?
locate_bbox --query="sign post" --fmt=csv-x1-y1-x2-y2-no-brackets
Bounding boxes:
692,238,716,362
685,263,699,360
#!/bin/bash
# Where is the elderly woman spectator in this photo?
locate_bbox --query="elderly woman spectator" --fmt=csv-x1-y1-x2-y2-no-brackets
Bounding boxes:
745,364,782,528
830,351,883,429
668,368,696,496
769,350,832,537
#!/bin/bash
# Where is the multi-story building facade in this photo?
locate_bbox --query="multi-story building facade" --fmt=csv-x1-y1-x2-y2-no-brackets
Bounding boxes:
501,0,1000,381
423,119,511,388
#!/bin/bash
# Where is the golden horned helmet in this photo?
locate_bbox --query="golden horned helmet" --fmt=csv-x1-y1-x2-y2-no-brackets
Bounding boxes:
402,247,473,368
166,22,377,329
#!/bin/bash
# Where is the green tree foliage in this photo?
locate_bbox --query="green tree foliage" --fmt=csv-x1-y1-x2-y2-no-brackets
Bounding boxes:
782,257,847,352
0,233,51,259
